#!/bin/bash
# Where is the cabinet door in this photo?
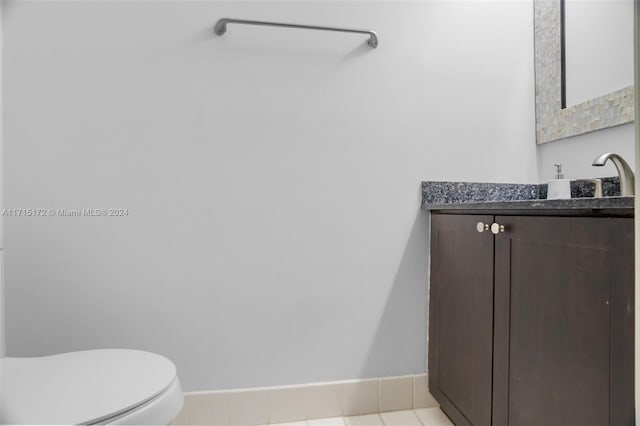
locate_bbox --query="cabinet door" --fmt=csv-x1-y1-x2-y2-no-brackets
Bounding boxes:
493,216,634,426
429,214,494,426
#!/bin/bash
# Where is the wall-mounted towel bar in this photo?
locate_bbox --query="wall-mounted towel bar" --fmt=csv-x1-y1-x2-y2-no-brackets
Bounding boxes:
214,18,378,48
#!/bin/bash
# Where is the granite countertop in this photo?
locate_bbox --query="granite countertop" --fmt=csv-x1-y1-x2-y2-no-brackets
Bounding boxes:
421,178,634,216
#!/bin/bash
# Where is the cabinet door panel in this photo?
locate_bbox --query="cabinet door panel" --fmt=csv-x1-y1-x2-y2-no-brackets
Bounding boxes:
493,216,634,426
429,214,494,426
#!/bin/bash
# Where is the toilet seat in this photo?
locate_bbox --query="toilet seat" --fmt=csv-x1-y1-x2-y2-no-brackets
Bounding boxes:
0,349,184,425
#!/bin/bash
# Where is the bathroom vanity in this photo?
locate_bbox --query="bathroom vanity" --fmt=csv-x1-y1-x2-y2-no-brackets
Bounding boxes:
423,187,634,426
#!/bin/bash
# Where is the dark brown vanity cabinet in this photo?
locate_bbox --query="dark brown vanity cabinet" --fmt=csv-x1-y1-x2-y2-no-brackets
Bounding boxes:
428,213,634,426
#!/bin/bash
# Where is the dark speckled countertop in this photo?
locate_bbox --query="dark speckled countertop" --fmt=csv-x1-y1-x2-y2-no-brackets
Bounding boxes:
421,178,634,217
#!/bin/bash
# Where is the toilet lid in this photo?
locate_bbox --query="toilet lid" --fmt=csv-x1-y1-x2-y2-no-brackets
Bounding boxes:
0,349,177,425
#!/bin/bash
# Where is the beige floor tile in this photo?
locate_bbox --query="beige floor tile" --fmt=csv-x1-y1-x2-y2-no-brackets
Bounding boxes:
379,410,422,426
343,379,378,416
345,414,384,426
269,422,307,426
269,386,307,423
306,383,343,419
379,377,413,412
229,390,269,426
412,376,438,409
307,417,346,426
187,392,229,426
413,408,453,426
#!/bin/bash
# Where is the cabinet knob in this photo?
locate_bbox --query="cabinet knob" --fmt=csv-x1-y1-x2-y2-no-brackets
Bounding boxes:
491,223,506,234
476,222,490,233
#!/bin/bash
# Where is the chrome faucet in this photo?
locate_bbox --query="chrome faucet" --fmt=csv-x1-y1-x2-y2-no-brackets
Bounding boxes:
592,152,635,196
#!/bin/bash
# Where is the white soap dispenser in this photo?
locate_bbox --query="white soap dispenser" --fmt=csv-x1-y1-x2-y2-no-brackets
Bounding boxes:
547,164,571,199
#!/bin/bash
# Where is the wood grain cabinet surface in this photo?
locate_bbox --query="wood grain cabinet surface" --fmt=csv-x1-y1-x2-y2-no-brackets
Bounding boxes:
428,213,634,426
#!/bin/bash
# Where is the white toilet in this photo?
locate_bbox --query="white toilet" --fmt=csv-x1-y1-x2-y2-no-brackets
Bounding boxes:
0,349,184,425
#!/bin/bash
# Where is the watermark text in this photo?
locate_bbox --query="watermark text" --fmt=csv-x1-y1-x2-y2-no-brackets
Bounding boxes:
2,208,129,217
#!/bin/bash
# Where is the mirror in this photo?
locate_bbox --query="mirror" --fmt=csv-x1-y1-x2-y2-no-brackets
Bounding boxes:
563,0,633,107
534,0,634,144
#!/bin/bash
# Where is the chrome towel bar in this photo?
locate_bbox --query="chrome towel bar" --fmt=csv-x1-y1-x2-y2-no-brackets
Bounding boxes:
214,18,378,48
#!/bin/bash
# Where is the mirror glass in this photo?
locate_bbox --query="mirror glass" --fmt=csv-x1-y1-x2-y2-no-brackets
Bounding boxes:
564,0,633,107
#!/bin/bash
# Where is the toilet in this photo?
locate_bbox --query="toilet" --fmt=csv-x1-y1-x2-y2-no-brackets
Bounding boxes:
0,349,184,425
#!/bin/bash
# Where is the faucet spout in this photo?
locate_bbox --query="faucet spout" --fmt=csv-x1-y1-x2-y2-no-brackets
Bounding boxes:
592,152,635,196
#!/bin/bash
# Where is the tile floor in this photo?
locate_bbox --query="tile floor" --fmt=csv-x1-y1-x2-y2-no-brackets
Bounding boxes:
260,408,453,426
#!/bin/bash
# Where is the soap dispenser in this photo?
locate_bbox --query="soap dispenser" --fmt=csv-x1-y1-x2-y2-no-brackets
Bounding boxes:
547,164,571,199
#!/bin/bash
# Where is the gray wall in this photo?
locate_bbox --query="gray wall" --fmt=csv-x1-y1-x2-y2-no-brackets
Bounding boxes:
3,0,537,391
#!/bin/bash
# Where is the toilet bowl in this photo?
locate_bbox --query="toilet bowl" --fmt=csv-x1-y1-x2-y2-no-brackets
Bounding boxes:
0,349,184,425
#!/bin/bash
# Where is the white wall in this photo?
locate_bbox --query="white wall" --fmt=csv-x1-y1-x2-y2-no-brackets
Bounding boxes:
537,123,635,180
3,0,537,391
0,0,4,358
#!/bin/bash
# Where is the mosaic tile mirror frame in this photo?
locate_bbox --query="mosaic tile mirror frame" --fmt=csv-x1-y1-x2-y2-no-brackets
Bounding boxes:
534,0,634,144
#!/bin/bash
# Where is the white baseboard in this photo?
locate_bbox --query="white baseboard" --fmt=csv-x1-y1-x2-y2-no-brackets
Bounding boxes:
173,374,438,426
